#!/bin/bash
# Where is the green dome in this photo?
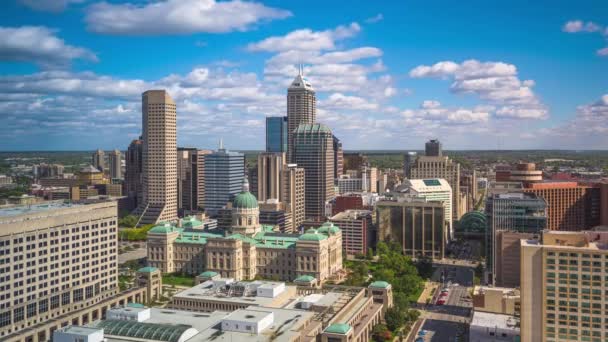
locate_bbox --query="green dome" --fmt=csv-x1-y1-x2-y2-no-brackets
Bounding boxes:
182,216,203,228
138,266,159,273
199,271,218,278
458,211,487,233
233,191,258,209
299,231,327,241
369,280,390,289
294,275,315,283
149,223,174,234
325,323,351,335
305,228,318,234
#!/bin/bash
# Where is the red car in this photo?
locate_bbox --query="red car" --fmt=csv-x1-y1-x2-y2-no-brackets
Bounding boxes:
440,292,448,298
436,299,446,305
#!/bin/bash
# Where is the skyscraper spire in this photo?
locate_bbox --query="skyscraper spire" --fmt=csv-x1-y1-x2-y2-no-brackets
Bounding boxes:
219,137,224,150
299,63,303,76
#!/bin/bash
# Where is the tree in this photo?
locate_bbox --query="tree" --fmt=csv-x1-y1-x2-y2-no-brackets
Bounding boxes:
384,308,405,332
372,324,391,341
415,257,434,279
366,247,374,260
119,215,138,228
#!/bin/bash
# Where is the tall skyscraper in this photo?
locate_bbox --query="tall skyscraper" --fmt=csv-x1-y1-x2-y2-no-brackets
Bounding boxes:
108,149,122,179
403,151,417,179
92,149,105,172
177,147,199,215
486,192,547,286
425,139,442,156
281,164,305,232
257,152,285,202
293,123,335,220
125,138,143,206
333,134,343,179
287,68,316,162
136,90,178,224
266,116,288,153
411,154,462,220
521,230,608,342
195,149,213,211
203,143,245,216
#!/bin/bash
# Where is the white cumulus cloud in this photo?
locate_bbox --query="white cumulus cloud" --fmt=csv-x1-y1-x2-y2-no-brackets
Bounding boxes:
86,0,291,35
409,59,547,119
0,26,97,68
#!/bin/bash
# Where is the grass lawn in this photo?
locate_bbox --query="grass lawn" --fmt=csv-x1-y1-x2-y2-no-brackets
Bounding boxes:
162,274,195,287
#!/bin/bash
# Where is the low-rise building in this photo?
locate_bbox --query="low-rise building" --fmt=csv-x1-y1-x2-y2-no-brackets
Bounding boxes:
472,286,520,316
55,281,394,342
469,311,520,342
329,209,373,256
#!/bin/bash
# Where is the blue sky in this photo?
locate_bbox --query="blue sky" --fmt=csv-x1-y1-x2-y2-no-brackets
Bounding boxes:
0,0,606,151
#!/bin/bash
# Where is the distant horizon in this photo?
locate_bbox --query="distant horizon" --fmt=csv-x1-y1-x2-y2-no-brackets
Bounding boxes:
0,1,607,150
2,149,608,153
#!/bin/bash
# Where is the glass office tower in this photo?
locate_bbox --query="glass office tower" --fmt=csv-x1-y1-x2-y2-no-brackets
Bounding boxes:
266,116,288,153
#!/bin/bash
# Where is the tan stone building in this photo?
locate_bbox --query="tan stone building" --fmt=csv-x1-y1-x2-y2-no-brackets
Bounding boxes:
0,200,148,342
147,183,344,284
135,90,178,224
281,164,306,232
521,230,608,342
472,286,520,316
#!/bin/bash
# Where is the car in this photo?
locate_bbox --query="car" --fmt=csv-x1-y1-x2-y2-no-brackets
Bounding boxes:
436,299,446,305
440,292,448,297
415,338,425,342
419,330,428,336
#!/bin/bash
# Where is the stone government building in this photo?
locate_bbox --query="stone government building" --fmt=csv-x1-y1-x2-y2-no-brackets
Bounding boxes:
147,181,345,283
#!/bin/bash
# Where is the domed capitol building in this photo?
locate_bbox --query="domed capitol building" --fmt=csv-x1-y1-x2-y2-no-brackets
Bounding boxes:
146,180,345,284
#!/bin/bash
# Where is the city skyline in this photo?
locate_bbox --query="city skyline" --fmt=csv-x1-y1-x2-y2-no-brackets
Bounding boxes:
0,0,607,151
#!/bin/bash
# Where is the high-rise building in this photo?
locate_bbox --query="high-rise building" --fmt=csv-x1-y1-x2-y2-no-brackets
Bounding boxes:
330,209,373,256
177,147,200,216
136,90,178,224
460,170,478,212
265,116,288,153
343,153,367,173
410,154,461,220
333,135,343,179
401,178,453,238
203,145,244,216
0,200,148,341
92,149,105,172
523,181,598,231
425,139,442,156
485,192,547,286
195,149,213,212
108,149,122,179
376,195,446,260
293,123,335,220
287,68,315,163
125,138,143,207
32,163,64,179
280,164,305,232
403,151,417,179
521,230,608,342
257,152,285,202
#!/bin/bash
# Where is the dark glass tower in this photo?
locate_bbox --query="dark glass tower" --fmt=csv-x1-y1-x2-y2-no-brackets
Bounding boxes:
265,116,288,153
